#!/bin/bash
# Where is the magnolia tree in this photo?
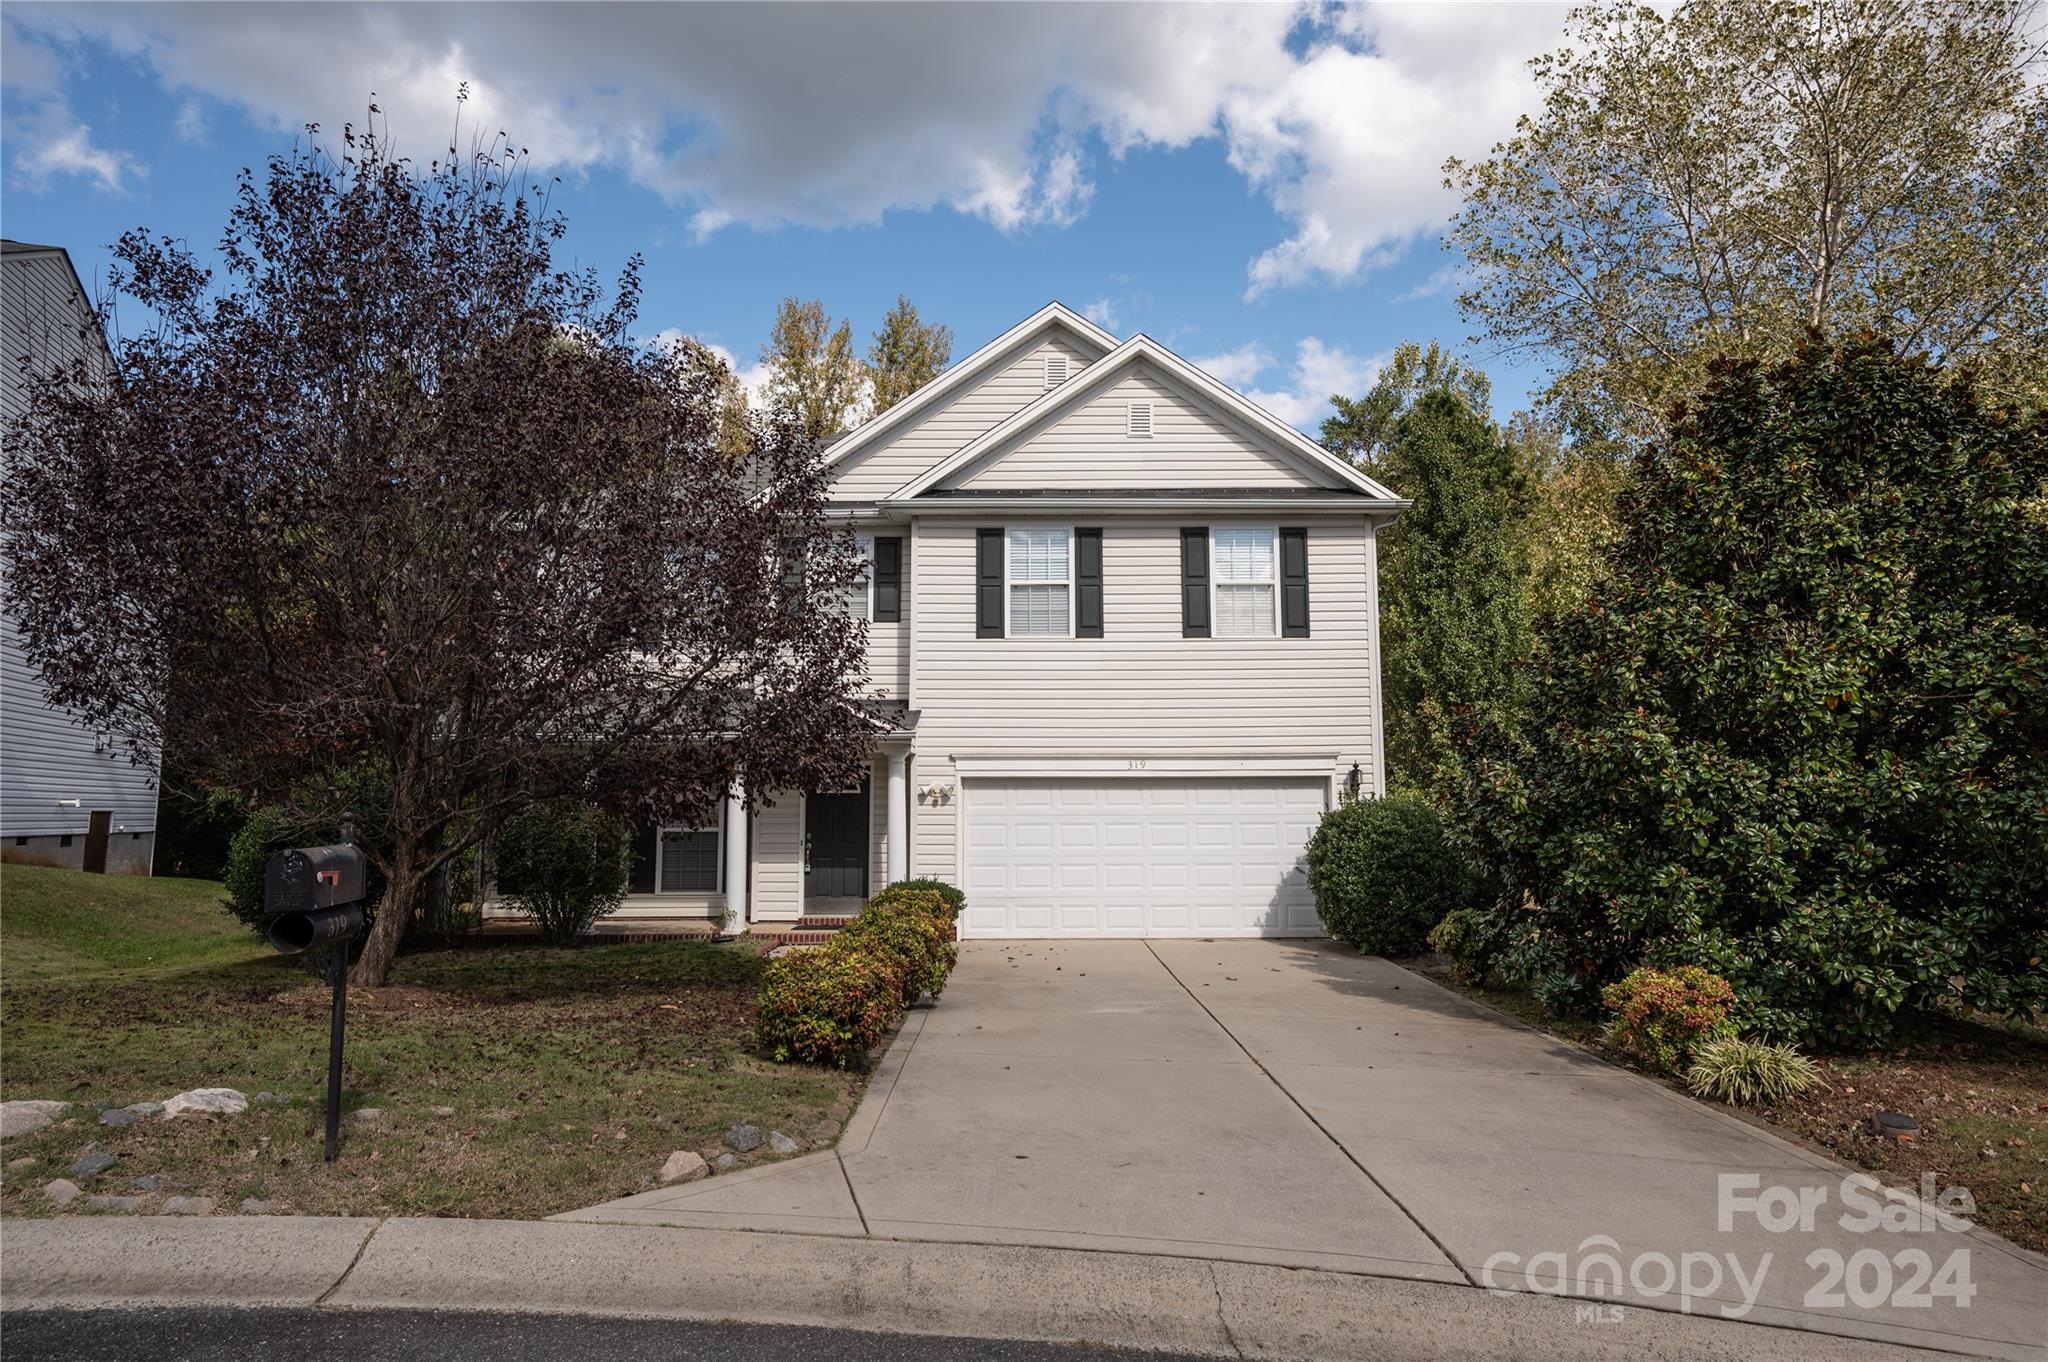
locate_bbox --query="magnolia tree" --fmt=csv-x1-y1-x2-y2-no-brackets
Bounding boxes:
3,111,878,985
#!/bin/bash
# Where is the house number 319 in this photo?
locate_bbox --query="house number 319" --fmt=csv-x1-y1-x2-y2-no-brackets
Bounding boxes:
1126,760,1147,769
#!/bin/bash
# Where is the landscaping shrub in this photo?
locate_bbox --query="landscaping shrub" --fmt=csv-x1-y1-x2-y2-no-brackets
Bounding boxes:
1601,966,1736,1073
491,801,630,945
1455,341,2048,1047
843,889,959,1001
1427,907,1507,986
881,878,966,916
1685,1037,1824,1106
756,943,910,1068
1306,796,1483,956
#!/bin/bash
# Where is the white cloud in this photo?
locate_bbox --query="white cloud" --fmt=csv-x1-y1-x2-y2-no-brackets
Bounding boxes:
1081,297,1121,331
1189,341,1274,390
643,328,775,409
4,3,1568,291
174,99,206,143
1239,338,1382,429
1392,263,1473,305
13,112,142,192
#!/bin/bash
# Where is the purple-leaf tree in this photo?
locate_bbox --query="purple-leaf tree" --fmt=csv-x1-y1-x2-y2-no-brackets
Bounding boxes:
3,109,878,985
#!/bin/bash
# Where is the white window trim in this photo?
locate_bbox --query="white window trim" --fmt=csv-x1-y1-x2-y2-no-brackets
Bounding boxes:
1126,400,1154,438
1210,526,1281,640
857,533,874,622
653,810,724,895
1003,524,1076,639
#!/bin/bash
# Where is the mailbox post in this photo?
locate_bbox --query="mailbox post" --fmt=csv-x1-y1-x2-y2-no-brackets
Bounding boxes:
263,841,368,1164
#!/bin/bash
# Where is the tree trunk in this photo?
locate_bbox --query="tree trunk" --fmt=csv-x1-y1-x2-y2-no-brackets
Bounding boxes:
350,856,419,987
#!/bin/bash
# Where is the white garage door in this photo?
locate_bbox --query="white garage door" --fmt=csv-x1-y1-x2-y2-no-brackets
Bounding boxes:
961,778,1326,938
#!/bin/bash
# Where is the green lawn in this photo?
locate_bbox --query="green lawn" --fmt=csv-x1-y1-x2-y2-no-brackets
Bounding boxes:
0,865,860,1219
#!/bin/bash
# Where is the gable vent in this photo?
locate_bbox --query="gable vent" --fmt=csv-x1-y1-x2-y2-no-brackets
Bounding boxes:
1043,352,1070,388
1126,400,1154,439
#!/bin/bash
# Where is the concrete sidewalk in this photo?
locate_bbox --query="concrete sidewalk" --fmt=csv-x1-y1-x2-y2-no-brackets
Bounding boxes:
560,939,2048,1362
0,1214,1985,1362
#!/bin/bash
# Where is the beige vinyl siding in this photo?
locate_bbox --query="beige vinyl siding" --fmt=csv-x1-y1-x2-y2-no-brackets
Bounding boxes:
829,330,1101,502
905,517,1379,882
951,362,1325,491
1,248,159,845
750,795,804,921
865,618,909,698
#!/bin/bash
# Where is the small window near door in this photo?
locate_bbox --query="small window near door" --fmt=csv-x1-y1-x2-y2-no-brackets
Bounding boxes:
658,826,720,893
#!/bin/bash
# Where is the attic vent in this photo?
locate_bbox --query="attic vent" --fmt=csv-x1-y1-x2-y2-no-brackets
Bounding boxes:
1043,352,1070,388
1126,400,1154,439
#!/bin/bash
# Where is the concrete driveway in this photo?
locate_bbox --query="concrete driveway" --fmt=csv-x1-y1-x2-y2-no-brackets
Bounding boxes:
566,939,2048,1361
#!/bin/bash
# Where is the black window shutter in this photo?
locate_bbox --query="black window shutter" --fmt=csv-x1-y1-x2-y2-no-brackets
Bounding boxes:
1181,528,1211,638
1075,528,1104,638
976,529,1005,638
873,536,903,623
1280,527,1310,638
628,824,657,895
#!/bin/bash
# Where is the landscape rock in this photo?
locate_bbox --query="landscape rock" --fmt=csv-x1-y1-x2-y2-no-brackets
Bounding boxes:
162,1195,215,1216
86,1195,142,1212
432,1106,456,1118
714,1153,738,1172
161,1088,248,1120
124,1102,163,1117
69,1149,117,1179
768,1131,799,1155
132,1176,163,1191
253,1092,291,1106
659,1150,709,1186
8,1156,38,1171
0,1100,71,1139
98,1108,137,1128
723,1123,763,1153
239,1198,276,1214
352,1107,386,1125
42,1178,81,1205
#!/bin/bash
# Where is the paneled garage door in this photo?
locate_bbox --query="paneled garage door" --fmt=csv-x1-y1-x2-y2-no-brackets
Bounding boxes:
960,777,1326,938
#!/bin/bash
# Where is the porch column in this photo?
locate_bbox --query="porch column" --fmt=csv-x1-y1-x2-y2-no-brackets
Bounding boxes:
722,783,748,932
885,751,908,885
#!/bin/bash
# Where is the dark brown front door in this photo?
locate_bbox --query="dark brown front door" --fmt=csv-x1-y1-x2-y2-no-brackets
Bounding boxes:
82,810,112,874
804,781,870,901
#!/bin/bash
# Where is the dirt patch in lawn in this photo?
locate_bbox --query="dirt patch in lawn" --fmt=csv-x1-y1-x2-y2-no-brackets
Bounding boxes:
1398,954,2048,1255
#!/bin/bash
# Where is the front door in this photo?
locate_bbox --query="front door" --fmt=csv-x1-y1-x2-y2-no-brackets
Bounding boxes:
82,810,112,875
805,780,870,902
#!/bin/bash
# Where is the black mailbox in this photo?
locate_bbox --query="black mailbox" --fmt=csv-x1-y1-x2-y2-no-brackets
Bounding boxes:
264,845,367,914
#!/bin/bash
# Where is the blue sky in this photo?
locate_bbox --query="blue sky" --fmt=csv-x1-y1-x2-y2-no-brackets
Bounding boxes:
1,2,1569,430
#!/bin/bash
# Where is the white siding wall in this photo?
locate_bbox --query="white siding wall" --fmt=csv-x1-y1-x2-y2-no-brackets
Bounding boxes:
905,516,1380,881
1,249,159,846
865,607,909,699
828,331,1101,501
954,363,1324,491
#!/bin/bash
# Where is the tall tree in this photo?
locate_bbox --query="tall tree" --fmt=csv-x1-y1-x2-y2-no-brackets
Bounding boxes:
867,294,952,414
2,112,877,986
1319,340,1491,483
1448,0,2048,437
761,297,867,443
1378,390,1531,802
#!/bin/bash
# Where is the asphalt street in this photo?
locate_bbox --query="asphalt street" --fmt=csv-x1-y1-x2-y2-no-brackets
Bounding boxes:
0,1307,1220,1362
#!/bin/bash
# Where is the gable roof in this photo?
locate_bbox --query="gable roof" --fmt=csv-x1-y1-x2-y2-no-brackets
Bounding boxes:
884,333,1404,505
822,301,1118,473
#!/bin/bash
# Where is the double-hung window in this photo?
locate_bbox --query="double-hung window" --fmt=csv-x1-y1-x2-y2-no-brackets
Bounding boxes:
1211,528,1278,638
657,824,721,893
1007,526,1072,637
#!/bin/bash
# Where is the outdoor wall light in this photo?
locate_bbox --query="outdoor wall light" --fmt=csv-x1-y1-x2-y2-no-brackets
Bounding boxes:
1345,763,1362,799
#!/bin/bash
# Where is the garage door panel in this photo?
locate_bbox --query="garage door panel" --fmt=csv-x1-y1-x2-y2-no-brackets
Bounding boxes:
962,777,1325,938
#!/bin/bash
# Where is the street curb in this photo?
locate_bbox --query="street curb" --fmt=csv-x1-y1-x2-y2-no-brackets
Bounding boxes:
1,1215,2014,1362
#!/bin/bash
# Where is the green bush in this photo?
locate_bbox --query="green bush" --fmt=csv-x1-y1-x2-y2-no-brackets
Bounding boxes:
756,943,910,1068
1685,1037,1824,1106
1601,966,1736,1073
1427,907,1506,985
1305,796,1483,956
881,878,965,916
492,801,630,945
843,889,959,1001
1456,342,2048,1047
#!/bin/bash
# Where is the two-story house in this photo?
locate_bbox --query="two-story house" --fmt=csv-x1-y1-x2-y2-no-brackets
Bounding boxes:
613,302,1404,940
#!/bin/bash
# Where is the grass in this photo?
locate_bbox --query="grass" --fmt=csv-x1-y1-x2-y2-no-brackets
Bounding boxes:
1400,954,2048,1255
0,864,861,1219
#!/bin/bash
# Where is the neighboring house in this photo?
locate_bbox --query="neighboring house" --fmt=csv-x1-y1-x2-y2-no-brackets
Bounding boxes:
595,301,1405,938
0,240,158,875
